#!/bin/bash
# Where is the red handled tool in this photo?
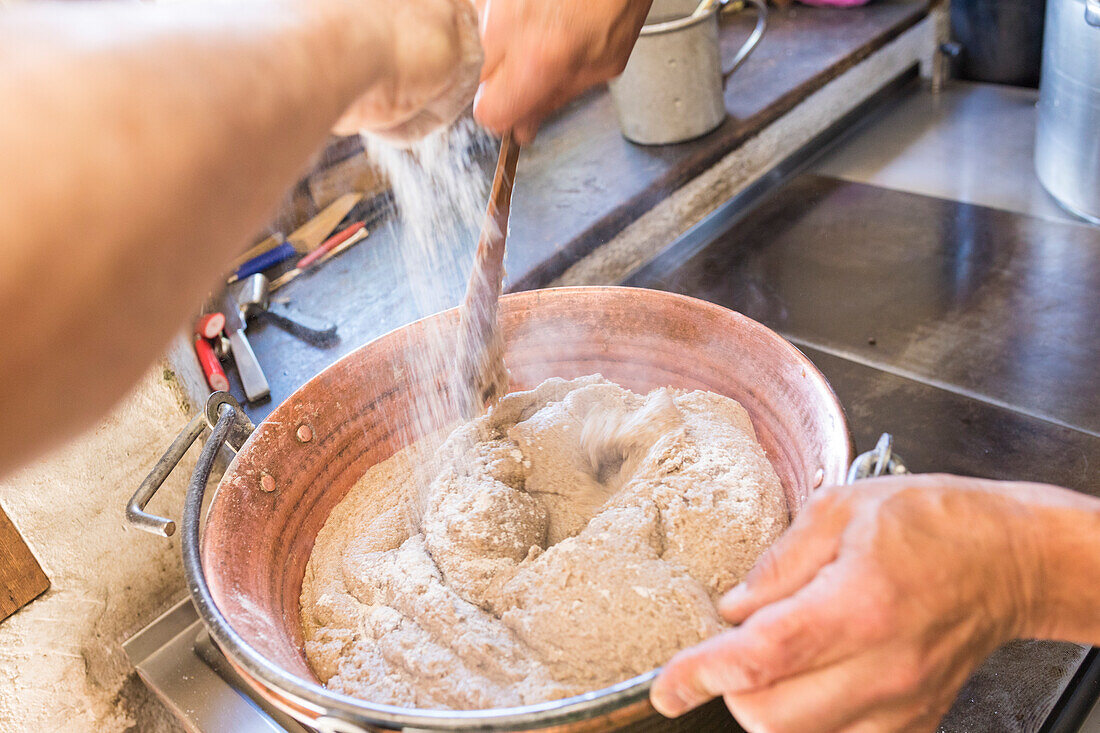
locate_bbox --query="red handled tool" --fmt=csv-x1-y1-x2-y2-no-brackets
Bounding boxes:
194,312,226,340
298,221,365,269
194,336,230,392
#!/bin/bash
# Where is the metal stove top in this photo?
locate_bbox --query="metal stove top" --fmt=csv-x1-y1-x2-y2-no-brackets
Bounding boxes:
124,599,309,733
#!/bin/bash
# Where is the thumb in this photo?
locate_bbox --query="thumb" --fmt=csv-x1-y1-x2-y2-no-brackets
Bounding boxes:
473,63,528,135
718,491,849,623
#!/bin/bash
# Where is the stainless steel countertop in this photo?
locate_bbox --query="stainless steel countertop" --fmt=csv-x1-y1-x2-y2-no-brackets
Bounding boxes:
813,80,1083,226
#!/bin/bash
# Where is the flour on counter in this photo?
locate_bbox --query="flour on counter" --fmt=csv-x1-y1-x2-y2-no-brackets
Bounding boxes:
300,375,788,710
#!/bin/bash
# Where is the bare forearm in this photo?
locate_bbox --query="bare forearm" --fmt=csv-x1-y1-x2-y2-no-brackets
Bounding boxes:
0,0,383,474
1025,488,1100,645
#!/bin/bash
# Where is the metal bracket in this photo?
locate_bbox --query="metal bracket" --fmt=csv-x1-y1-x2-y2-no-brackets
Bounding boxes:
126,392,254,537
846,433,909,484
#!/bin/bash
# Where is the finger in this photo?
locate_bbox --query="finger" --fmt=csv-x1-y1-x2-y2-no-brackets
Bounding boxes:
719,490,851,623
653,569,862,716
476,0,504,82
475,34,576,133
515,120,539,145
506,68,605,142
508,82,579,143
331,97,417,137
726,565,866,680
651,628,736,717
473,64,531,135
723,648,904,733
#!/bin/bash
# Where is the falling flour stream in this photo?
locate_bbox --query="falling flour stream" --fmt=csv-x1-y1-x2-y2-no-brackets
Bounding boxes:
362,119,494,524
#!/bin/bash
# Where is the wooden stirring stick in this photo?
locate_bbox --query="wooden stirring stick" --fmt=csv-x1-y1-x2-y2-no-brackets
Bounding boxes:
455,132,521,417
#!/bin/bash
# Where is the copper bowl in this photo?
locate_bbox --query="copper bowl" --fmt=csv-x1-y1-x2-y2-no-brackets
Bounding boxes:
189,286,853,731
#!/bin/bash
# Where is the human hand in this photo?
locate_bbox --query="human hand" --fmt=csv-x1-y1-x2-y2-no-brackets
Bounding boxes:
650,474,1067,733
473,0,653,143
333,0,483,144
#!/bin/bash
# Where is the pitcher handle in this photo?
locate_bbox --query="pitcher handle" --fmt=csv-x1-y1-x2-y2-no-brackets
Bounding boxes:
721,0,768,83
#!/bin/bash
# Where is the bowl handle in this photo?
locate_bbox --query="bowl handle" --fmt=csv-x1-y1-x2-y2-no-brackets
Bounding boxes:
126,392,254,537
846,433,909,484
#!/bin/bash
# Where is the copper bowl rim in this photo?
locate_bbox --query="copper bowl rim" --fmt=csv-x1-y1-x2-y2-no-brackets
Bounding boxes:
184,286,854,730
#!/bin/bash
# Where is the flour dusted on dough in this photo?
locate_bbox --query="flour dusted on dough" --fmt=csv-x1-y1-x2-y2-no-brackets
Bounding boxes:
300,375,788,709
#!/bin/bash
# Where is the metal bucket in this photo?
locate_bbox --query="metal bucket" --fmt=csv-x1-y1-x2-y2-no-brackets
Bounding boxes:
609,0,767,145
1035,0,1100,223
129,287,909,731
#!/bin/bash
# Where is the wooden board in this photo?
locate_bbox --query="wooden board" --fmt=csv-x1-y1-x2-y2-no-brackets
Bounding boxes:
0,506,49,622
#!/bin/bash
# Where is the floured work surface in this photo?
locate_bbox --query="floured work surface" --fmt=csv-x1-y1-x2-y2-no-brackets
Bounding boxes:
301,375,787,709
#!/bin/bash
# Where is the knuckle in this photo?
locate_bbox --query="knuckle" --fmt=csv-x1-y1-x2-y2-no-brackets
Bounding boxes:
694,664,729,697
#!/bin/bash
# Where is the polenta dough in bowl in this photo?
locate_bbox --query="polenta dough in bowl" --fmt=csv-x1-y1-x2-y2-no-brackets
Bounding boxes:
300,374,788,709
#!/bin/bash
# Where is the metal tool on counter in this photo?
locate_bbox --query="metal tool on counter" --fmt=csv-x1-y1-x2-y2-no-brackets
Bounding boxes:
211,333,231,360
194,312,226,340
193,337,230,393
222,291,270,403
455,132,521,417
228,192,363,270
609,0,767,145
192,313,231,393
226,240,297,285
268,221,368,291
237,274,338,345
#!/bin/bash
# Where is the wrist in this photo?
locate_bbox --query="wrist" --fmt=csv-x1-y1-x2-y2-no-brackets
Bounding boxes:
1013,488,1100,643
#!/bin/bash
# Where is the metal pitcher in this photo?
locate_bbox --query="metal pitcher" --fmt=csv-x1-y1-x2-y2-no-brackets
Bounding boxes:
609,0,767,145
1035,0,1100,223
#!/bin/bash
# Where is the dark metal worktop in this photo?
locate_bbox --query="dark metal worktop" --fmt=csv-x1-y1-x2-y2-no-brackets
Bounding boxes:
631,174,1100,437
628,174,1100,732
